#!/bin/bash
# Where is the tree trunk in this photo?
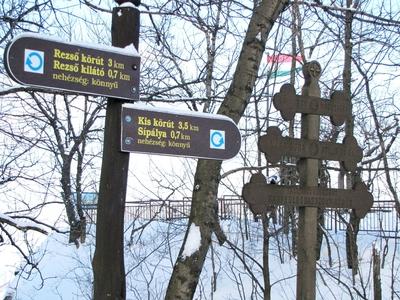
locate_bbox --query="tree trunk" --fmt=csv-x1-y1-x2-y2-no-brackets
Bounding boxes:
373,246,382,300
342,0,361,277
262,214,271,300
165,1,289,299
60,160,81,245
346,210,360,271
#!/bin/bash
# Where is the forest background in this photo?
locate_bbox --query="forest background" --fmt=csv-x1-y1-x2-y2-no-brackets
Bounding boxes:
0,0,400,299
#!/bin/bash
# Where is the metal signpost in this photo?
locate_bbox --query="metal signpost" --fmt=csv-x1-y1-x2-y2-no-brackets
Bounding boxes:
4,33,140,100
121,105,241,160
242,61,374,300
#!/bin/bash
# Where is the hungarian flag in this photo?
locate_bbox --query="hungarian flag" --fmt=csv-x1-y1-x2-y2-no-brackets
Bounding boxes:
266,54,303,78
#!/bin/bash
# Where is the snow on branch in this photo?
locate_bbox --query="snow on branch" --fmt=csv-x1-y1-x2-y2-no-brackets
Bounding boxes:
0,213,49,235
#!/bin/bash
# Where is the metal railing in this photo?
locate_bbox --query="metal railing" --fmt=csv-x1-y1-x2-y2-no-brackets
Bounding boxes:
84,198,399,234
84,197,250,223
324,200,399,234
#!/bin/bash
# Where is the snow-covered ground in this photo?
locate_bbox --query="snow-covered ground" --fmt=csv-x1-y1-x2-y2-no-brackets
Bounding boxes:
2,216,399,300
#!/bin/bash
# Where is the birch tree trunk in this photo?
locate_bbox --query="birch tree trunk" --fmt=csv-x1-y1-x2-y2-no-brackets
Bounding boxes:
165,1,289,299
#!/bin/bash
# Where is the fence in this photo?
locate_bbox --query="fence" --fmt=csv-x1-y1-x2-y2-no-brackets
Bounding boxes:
84,197,249,223
324,200,399,234
84,197,399,235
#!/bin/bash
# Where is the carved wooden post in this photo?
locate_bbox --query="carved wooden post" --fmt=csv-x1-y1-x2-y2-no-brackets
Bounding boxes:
296,61,321,300
242,60,373,299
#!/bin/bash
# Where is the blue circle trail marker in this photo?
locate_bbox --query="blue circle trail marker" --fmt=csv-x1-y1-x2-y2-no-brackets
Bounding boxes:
24,50,44,73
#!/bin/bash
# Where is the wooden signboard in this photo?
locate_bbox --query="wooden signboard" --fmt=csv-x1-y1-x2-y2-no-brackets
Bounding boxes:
242,61,374,300
4,33,140,100
273,83,350,126
242,173,373,218
258,126,362,172
121,105,241,160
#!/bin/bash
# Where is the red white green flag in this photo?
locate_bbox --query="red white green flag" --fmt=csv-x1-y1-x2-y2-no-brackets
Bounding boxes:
266,54,303,78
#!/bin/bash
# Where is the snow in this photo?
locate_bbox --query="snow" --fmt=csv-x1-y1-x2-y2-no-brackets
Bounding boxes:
0,213,49,234
124,43,138,53
5,232,94,300
2,218,399,299
181,223,201,258
10,33,140,57
123,103,237,124
0,212,15,224
0,247,21,300
119,2,137,8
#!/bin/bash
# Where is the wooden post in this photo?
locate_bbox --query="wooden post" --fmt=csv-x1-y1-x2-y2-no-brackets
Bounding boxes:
296,61,321,300
92,5,140,300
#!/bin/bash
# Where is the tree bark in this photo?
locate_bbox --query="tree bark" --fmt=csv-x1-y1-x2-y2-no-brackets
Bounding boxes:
262,215,271,300
165,1,289,299
342,0,361,277
373,247,382,300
